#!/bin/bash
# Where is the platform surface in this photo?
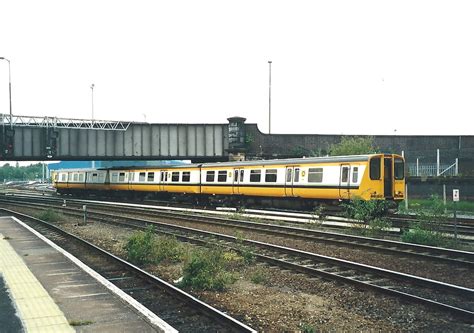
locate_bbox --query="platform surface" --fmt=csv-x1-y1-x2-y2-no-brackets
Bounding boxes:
0,216,171,332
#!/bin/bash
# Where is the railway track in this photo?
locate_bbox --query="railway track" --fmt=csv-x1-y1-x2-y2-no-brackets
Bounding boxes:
2,195,473,269
0,207,256,333
1,198,473,322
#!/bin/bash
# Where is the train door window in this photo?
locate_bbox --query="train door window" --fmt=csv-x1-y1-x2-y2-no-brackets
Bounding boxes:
172,172,180,182
308,168,323,183
73,174,78,182
352,167,358,183
217,170,227,182
79,174,84,182
182,171,191,182
286,169,292,182
118,172,125,182
265,169,277,183
240,170,244,182
111,173,118,183
394,158,405,180
250,170,261,182
294,168,300,182
139,172,146,182
129,173,135,182
370,157,381,180
206,171,215,182
61,174,67,182
147,172,155,182
160,171,166,182
92,173,98,182
341,167,349,182
234,170,239,182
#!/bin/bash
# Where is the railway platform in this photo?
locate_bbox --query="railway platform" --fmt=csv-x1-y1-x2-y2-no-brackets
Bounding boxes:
0,216,174,332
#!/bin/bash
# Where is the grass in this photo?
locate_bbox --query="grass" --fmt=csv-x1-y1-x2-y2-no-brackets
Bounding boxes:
250,267,268,285
403,198,474,214
69,320,93,327
35,209,63,222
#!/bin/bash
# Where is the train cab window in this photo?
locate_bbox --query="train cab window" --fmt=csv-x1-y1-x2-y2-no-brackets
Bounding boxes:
217,170,227,182
265,169,277,183
118,172,125,182
111,173,118,183
240,170,244,182
352,167,358,183
394,158,405,180
139,172,146,182
294,168,300,182
182,171,191,182
147,172,155,182
172,172,180,182
286,169,292,182
308,168,323,183
370,157,381,180
250,170,261,182
206,171,215,182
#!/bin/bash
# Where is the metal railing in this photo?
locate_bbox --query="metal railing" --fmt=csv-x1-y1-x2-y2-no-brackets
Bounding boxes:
0,114,131,131
408,162,458,177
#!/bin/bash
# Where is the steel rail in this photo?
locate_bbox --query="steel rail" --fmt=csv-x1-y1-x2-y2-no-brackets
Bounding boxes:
0,207,257,333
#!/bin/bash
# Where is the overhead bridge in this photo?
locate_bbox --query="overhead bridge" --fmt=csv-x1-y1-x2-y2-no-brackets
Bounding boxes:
0,114,248,162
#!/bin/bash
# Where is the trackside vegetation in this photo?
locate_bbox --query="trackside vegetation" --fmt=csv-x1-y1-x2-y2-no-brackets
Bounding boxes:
124,227,253,291
343,197,392,237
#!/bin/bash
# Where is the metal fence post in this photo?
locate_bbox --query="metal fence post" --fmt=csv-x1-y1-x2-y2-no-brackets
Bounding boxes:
437,149,440,177
416,158,419,177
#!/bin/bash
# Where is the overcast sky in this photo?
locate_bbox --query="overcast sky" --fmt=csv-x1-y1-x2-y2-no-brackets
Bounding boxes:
1,0,473,136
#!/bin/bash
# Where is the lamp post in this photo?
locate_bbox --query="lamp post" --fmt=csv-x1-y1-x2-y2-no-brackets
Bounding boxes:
90,83,95,120
0,57,12,128
268,60,272,134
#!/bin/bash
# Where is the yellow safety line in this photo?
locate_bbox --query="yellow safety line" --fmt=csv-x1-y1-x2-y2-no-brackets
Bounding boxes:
0,233,74,332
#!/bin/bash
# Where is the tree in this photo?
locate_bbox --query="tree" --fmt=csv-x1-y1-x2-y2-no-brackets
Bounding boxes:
329,136,377,156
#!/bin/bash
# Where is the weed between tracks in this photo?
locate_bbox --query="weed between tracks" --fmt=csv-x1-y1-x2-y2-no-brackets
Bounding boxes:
35,208,63,223
124,226,256,291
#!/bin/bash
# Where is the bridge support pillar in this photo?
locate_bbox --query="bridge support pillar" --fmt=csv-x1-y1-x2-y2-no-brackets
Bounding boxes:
226,116,247,161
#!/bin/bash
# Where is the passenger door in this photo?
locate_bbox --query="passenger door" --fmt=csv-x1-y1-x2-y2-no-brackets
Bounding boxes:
285,167,300,197
232,169,244,194
339,164,351,199
159,171,167,191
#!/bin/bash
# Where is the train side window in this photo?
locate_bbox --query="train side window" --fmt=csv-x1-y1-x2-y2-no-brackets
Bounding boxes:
182,171,191,182
206,171,215,182
139,172,146,182
217,170,227,182
73,174,78,182
240,170,244,182
370,157,381,180
341,167,349,182
250,170,261,182
286,169,292,182
172,172,179,182
294,168,300,182
147,172,155,182
118,172,125,182
394,158,405,180
111,173,118,183
265,169,277,183
308,168,323,183
352,167,358,183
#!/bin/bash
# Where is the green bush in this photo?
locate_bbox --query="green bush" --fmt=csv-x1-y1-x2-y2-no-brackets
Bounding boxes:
343,197,391,236
401,227,447,247
178,248,237,291
36,209,62,222
124,225,156,265
250,267,268,285
154,236,185,263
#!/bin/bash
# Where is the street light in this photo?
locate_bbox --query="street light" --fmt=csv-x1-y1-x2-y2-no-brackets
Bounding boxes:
268,60,272,134
90,83,95,120
0,57,12,128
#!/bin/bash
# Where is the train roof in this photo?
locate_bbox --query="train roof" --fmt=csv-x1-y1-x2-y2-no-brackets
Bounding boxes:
201,154,383,168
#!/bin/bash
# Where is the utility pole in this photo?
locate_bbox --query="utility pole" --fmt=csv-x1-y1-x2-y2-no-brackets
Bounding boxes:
268,60,272,134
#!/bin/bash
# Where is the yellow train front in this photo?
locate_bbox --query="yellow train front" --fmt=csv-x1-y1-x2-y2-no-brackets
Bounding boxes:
52,154,405,209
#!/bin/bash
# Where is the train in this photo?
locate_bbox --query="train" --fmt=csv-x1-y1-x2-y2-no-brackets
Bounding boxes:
52,153,405,210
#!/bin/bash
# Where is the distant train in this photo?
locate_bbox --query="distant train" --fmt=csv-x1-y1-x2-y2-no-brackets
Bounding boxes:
52,154,405,209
